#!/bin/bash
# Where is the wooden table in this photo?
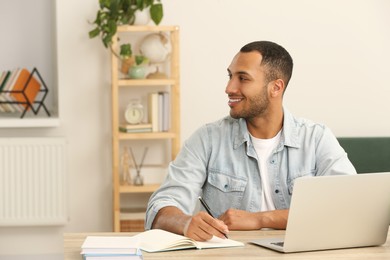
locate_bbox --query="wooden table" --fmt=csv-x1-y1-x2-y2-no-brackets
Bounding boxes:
64,229,390,259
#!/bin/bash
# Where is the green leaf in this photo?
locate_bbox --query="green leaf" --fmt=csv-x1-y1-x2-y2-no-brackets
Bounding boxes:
135,55,148,65
135,0,144,10
120,43,132,58
89,27,101,39
150,3,163,25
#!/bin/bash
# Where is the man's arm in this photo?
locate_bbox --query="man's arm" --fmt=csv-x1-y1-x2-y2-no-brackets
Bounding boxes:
218,208,289,230
152,206,229,241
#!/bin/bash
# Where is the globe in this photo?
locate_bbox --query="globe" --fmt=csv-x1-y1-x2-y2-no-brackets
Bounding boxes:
139,33,171,64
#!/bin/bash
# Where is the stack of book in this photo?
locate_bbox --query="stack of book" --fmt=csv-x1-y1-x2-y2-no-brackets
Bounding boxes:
148,91,170,132
0,68,41,113
119,123,152,133
81,236,143,259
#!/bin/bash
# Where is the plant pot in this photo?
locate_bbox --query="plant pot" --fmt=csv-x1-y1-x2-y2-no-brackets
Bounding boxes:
121,57,135,75
134,7,151,25
129,65,147,79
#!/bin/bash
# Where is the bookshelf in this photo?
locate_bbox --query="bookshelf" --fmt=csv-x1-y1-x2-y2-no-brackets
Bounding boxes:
111,25,180,232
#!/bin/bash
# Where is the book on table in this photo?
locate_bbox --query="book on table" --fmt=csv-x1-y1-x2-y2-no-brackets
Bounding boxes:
81,237,143,259
81,229,244,254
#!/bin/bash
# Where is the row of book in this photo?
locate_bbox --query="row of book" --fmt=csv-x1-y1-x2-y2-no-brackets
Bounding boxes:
0,68,41,113
119,92,170,133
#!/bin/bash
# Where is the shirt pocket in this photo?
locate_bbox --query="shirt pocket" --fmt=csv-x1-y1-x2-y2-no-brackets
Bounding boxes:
203,171,247,216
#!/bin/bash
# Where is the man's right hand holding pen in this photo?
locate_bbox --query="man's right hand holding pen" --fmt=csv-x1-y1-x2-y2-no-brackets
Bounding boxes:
152,205,229,242
183,210,230,241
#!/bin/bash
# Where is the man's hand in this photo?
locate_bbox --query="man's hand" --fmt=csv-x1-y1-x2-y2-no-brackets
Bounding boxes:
152,206,229,241
184,211,229,241
218,208,289,230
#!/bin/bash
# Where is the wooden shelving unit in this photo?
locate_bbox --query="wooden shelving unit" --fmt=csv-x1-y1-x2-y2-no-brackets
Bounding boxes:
111,25,180,232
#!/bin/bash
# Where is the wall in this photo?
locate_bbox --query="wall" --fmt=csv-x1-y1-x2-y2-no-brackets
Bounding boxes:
0,0,389,256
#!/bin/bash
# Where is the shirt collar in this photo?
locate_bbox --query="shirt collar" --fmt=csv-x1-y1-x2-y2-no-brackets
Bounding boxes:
232,107,301,150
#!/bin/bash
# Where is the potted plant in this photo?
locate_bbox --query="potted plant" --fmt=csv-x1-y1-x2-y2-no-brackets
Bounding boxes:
88,0,164,48
119,43,135,74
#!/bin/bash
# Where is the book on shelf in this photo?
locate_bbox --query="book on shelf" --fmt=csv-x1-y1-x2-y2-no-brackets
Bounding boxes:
81,229,244,254
148,92,159,132
119,123,152,133
0,71,9,91
10,68,41,111
119,128,152,133
7,68,24,112
0,70,10,112
0,68,19,113
163,91,170,131
158,91,170,132
148,92,170,132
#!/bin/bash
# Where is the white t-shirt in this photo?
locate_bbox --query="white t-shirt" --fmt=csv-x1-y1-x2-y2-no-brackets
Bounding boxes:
250,130,282,211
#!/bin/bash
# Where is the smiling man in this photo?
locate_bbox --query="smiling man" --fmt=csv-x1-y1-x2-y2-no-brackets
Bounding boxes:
145,41,356,241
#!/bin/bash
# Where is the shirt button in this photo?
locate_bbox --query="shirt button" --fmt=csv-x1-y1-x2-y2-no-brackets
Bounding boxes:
224,184,228,189
275,189,279,193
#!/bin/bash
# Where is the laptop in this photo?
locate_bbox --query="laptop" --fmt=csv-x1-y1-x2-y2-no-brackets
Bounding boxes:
250,172,390,253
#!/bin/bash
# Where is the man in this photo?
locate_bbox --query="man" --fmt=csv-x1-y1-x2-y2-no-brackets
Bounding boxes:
145,41,356,241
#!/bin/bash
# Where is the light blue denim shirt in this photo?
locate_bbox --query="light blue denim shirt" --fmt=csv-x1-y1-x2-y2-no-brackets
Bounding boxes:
145,108,357,230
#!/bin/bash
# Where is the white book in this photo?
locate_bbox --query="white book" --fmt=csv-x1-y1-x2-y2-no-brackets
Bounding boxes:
0,68,19,113
148,92,159,132
158,92,164,131
162,91,170,132
0,71,6,112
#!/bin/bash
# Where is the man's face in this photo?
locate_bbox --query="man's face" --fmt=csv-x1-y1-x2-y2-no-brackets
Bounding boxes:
225,51,270,119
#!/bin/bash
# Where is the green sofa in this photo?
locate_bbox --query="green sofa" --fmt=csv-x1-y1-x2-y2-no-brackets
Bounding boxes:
337,137,390,173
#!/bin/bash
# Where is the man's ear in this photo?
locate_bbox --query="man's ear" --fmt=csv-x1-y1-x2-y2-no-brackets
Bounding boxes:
270,79,285,98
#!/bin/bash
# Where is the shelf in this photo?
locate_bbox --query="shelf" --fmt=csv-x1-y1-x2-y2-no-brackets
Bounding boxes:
0,115,59,128
119,184,160,193
118,78,176,87
112,25,180,232
117,25,179,33
118,132,176,140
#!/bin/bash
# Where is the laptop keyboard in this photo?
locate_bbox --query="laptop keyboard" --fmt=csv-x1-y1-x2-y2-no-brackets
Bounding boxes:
271,241,284,247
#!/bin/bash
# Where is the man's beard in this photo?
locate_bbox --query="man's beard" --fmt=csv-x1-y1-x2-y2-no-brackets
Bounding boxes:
230,87,269,119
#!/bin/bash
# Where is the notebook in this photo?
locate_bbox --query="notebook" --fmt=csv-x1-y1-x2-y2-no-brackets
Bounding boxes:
82,229,244,254
251,172,390,253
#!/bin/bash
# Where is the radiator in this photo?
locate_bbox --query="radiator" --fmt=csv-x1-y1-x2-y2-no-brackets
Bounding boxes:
0,137,67,226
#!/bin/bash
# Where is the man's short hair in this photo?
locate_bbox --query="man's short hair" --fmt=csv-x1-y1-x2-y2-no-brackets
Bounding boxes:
240,41,293,88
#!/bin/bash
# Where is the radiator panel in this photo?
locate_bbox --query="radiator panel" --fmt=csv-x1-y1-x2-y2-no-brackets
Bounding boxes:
0,137,67,226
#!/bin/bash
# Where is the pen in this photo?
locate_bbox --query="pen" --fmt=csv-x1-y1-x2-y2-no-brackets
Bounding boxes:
198,196,229,239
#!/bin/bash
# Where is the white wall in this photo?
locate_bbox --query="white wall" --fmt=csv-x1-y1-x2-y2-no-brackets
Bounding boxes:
0,0,389,256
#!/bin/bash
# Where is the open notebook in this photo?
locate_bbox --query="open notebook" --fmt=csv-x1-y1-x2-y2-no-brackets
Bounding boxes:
82,229,244,253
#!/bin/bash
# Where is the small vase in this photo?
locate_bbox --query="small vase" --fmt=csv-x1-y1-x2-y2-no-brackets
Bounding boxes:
134,7,151,25
129,65,147,79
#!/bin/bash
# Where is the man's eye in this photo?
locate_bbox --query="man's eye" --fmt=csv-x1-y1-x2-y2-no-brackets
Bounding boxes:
239,76,248,81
